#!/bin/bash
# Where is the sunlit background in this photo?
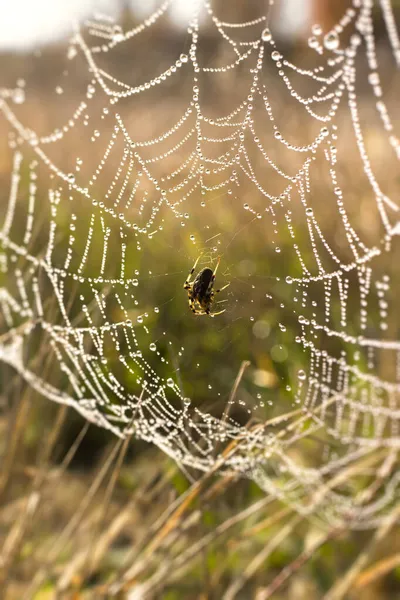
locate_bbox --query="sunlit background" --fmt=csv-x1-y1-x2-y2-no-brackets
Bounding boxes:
0,0,311,49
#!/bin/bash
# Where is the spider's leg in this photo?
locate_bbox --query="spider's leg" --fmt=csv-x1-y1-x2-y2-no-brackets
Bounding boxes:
191,297,208,315
191,302,207,316
184,254,202,288
191,297,205,315
209,309,226,317
213,283,230,294
212,256,221,277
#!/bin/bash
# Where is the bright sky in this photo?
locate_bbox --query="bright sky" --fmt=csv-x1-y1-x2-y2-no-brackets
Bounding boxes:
0,0,115,49
0,0,198,49
0,0,308,50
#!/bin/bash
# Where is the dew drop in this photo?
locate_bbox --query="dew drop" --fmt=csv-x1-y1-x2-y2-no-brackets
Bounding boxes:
13,89,25,104
324,31,339,50
262,28,272,42
113,32,124,43
311,24,322,36
308,36,319,49
67,46,77,60
368,72,380,86
298,369,307,381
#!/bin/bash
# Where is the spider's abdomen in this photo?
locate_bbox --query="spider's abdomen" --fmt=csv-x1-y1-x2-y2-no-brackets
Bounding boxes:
192,267,213,300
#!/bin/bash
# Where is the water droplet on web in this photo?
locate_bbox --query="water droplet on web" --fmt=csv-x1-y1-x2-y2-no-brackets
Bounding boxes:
286,276,293,284
167,378,174,387
262,28,272,42
149,343,156,351
311,24,322,36
13,89,25,104
154,307,159,313
67,46,77,60
297,369,307,381
324,31,339,50
67,173,75,184
180,53,188,63
271,50,281,61
113,30,124,43
368,72,380,86
305,207,313,216
275,247,281,253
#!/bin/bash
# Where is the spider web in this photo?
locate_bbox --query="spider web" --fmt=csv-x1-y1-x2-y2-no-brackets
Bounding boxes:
0,0,400,529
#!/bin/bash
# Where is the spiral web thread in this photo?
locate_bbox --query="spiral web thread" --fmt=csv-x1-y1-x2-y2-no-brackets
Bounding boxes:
0,0,400,529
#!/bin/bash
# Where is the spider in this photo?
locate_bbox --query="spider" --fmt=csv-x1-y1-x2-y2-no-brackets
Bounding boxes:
184,255,229,317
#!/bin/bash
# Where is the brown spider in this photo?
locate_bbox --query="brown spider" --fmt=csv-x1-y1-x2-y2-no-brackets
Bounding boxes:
183,255,229,317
